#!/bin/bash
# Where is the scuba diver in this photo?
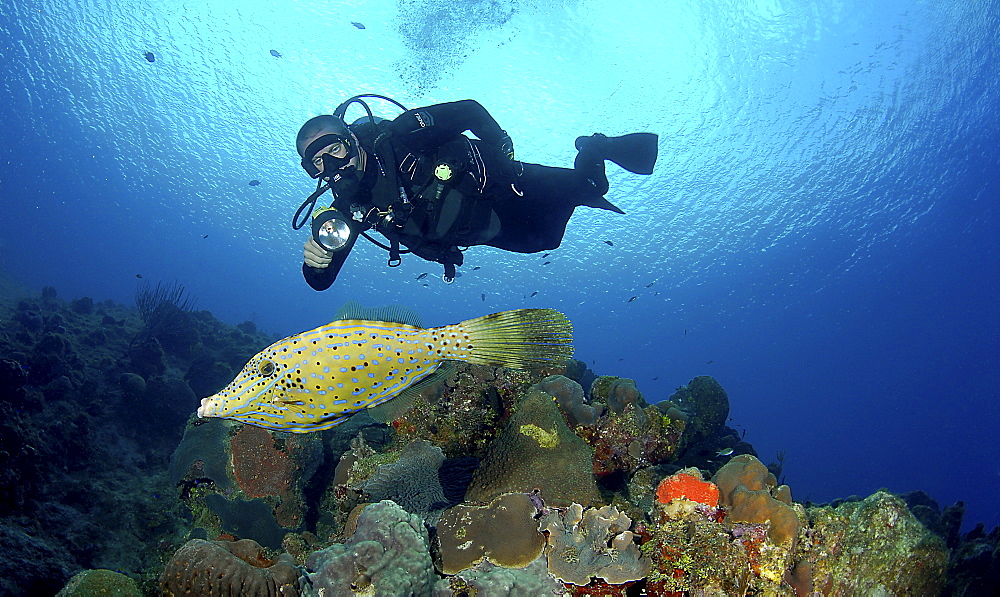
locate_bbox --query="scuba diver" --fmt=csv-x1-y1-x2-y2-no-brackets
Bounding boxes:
292,95,658,290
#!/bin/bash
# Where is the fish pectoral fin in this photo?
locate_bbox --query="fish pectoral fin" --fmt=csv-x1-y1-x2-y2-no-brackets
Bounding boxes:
273,398,305,406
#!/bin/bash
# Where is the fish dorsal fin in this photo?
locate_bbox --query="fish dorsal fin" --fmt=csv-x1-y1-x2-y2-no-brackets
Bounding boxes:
367,362,456,424
333,300,424,327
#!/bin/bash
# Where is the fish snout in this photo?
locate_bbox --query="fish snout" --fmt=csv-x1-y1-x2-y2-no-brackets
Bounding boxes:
197,396,221,418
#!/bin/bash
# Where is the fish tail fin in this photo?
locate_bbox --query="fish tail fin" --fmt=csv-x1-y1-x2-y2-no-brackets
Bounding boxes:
440,308,573,368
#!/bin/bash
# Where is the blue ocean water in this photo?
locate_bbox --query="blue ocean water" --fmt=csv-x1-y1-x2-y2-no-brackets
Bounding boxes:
0,0,996,536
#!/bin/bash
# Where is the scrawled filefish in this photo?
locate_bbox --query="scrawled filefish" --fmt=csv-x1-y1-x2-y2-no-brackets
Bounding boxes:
196,302,573,433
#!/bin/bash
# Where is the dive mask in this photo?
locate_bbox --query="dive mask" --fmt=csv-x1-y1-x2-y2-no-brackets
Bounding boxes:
301,133,358,179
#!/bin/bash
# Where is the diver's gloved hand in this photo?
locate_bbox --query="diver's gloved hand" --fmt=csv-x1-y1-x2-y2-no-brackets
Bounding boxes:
303,238,334,269
498,130,515,161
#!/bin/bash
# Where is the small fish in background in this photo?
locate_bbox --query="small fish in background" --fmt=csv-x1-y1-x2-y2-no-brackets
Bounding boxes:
416,272,428,280
248,179,261,186
196,302,574,432
143,52,155,62
542,261,551,266
269,49,282,58
481,293,485,301
627,296,637,303
542,252,551,258
202,234,209,239
716,447,735,457
351,21,366,29
472,266,481,271
135,273,143,279
652,376,659,380
645,282,654,288
604,240,614,246
530,291,538,297
707,360,714,364
684,329,687,336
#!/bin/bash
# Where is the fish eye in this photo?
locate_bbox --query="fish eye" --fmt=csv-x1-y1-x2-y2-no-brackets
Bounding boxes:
258,360,277,376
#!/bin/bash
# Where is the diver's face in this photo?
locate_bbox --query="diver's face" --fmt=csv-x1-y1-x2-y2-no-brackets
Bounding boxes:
306,134,358,180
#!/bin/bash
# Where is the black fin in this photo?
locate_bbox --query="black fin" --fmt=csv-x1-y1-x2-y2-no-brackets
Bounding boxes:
578,195,626,214
578,133,659,175
334,300,424,327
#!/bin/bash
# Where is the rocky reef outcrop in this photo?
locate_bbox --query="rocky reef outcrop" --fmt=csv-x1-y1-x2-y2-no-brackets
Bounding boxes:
0,275,993,595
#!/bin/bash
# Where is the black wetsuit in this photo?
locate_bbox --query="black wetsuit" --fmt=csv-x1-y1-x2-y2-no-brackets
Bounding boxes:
303,100,621,291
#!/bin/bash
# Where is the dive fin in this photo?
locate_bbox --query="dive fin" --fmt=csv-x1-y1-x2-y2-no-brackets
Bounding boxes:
576,132,659,175
578,195,625,214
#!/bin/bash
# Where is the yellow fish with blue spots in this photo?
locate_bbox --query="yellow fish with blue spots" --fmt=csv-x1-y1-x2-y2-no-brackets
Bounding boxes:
196,303,573,433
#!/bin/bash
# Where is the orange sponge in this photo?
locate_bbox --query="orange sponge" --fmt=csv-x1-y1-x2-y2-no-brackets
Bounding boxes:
656,470,720,507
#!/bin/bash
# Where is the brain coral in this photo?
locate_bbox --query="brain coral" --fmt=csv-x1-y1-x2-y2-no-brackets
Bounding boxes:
465,388,600,507
159,538,299,596
303,500,437,596
436,492,546,574
712,454,800,547
362,439,447,514
539,503,651,586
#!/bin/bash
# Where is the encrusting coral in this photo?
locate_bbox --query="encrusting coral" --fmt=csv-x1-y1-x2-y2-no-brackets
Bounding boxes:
303,500,438,596
433,554,567,596
538,503,651,586
436,492,546,574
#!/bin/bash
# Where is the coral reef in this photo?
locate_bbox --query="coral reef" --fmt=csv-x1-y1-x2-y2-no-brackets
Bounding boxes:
169,418,323,548
655,468,719,507
539,503,651,586
574,376,685,479
436,492,546,574
159,538,299,596
536,374,602,427
713,454,800,547
385,362,532,459
303,500,437,596
0,274,994,595
659,375,730,452
433,554,567,596
799,491,949,594
363,439,448,515
55,569,141,596
465,388,601,507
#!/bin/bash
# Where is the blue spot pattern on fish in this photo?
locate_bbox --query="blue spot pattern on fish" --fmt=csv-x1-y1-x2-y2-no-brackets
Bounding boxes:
197,307,573,432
